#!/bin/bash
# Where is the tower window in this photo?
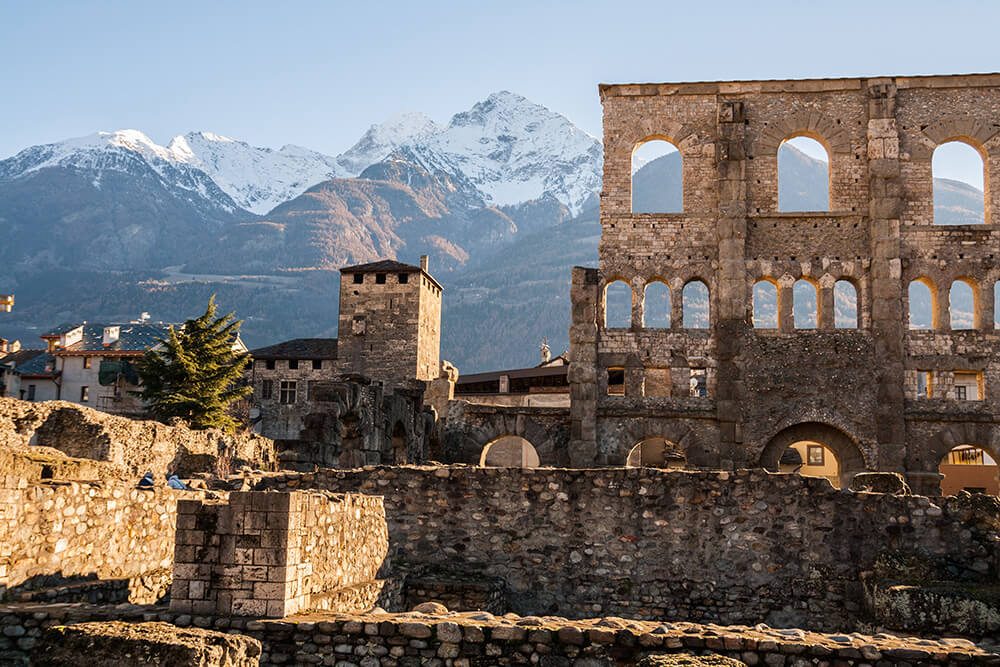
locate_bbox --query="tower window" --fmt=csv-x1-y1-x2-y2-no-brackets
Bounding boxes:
399,273,409,284
352,273,364,284
376,273,387,284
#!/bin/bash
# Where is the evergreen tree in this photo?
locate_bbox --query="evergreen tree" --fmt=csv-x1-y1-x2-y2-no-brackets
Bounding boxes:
135,296,252,431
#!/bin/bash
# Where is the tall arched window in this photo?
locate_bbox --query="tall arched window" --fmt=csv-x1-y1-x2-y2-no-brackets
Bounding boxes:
950,279,976,330
778,136,830,212
793,279,818,329
605,280,632,328
933,141,986,225
834,280,858,329
909,279,935,330
682,281,709,328
643,281,670,328
632,139,682,213
752,281,778,328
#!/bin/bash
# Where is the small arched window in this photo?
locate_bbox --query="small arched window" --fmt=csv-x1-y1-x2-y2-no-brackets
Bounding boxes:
778,136,830,212
834,280,858,329
909,279,935,330
950,279,976,330
933,141,986,225
793,279,818,329
643,281,670,328
752,281,778,328
605,280,632,328
682,281,709,328
632,139,682,213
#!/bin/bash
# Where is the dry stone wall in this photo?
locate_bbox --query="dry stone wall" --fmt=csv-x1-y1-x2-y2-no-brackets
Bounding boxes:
251,466,1000,632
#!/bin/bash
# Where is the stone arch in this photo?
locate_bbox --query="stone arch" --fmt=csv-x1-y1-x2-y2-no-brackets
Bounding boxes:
642,280,671,328
949,277,979,329
632,137,683,214
918,118,998,158
834,279,859,329
778,135,831,212
604,279,633,328
793,278,819,329
757,113,851,155
626,437,686,468
916,422,998,474
752,278,779,328
759,422,869,484
682,279,710,329
479,435,540,468
908,277,939,330
931,138,989,225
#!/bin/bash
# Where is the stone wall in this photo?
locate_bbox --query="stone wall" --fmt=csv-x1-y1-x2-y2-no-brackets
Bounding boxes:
0,397,276,477
0,477,196,602
171,490,390,618
251,466,1000,631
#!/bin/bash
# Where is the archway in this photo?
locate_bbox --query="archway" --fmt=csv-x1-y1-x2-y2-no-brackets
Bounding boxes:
480,435,540,468
626,438,685,469
760,422,867,488
632,138,682,213
605,280,632,328
777,441,840,487
752,280,779,328
932,140,986,225
778,135,830,212
834,280,858,329
938,444,999,495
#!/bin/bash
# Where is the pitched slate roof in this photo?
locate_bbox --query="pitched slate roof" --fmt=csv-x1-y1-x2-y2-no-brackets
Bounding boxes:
0,349,47,370
340,259,443,290
11,352,58,377
250,338,338,361
43,322,176,354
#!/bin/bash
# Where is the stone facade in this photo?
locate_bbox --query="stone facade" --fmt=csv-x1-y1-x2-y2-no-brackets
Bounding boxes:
335,259,442,388
170,491,389,618
566,74,1000,493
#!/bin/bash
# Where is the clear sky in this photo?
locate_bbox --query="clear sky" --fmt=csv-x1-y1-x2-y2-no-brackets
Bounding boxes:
1,0,997,188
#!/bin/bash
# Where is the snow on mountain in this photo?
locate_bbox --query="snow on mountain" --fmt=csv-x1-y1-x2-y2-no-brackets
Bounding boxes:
336,111,441,177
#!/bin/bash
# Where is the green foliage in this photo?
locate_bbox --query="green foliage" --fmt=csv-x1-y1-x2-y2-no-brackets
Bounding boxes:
135,296,251,431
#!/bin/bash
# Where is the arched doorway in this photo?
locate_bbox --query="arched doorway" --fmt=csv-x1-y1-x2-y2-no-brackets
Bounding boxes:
760,422,867,488
626,438,685,469
480,435,540,468
938,445,999,495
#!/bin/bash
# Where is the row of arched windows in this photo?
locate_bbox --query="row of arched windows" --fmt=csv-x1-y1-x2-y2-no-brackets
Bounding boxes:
908,278,1000,330
605,280,709,328
632,137,987,224
751,279,858,329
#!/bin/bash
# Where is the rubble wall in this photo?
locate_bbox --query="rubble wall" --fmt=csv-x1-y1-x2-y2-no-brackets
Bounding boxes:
252,466,1000,631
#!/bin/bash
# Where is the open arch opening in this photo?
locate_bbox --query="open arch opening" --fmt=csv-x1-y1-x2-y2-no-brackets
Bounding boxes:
604,280,632,328
752,280,778,328
643,281,671,328
938,444,998,496
777,441,840,488
834,280,858,329
760,422,867,488
682,280,709,329
625,438,685,469
388,421,407,465
793,279,818,329
632,139,682,213
949,279,976,329
778,136,830,212
908,279,935,330
480,435,540,468
932,140,986,225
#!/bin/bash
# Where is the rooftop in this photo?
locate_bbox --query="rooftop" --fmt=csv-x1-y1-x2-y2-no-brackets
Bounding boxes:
250,338,338,361
340,259,443,291
42,322,175,354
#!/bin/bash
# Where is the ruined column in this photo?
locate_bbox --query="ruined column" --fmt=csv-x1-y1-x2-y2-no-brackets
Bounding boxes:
568,266,600,466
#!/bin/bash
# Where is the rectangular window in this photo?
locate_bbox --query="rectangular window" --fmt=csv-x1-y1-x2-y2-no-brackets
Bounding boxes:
352,273,364,284
375,273,387,284
27,385,35,401
499,375,509,393
265,359,275,370
916,371,931,398
288,359,299,370
312,359,322,370
279,380,297,404
261,379,273,400
607,368,625,396
644,368,671,397
689,369,707,397
956,385,967,401
83,357,91,369
80,386,89,402
954,371,981,401
807,445,824,466
399,273,409,284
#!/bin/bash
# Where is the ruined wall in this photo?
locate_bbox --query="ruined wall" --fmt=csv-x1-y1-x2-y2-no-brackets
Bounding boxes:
0,478,192,602
249,358,338,441
171,490,389,618
568,75,1000,489
440,401,572,465
251,466,1000,632
0,397,276,477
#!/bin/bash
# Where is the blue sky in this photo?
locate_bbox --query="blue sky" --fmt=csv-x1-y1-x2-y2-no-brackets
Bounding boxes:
1,0,997,188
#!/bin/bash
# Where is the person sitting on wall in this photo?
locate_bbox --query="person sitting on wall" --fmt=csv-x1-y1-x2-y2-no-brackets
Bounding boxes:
137,471,155,488
166,473,189,490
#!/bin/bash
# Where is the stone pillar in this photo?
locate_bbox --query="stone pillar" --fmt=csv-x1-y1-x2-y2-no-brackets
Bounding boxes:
778,281,795,331
867,80,905,473
819,286,836,330
568,267,600,466
980,281,995,332
714,99,749,468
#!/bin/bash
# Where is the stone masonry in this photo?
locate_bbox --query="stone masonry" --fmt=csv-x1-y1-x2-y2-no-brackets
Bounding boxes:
567,74,1000,493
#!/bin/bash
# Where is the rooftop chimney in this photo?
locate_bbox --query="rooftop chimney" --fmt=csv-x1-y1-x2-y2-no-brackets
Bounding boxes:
103,326,120,346
419,255,428,272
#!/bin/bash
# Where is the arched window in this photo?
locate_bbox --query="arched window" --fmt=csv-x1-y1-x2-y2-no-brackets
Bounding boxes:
793,279,818,329
950,279,976,329
939,445,998,496
752,281,778,328
604,280,632,328
908,279,934,330
643,281,670,328
480,436,540,468
933,141,986,225
682,280,709,328
626,438,685,469
778,136,830,212
834,280,858,329
632,139,682,213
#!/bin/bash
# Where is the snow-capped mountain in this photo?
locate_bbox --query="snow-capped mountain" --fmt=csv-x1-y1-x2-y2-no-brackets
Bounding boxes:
336,111,441,177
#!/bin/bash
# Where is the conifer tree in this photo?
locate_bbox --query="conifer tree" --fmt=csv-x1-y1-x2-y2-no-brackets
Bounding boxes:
135,296,251,431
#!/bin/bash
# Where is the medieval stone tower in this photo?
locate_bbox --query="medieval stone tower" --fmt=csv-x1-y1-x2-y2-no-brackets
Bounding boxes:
336,256,442,387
